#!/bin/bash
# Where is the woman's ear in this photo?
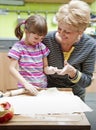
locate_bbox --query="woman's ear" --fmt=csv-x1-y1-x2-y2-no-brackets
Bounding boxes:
79,30,83,35
78,30,83,41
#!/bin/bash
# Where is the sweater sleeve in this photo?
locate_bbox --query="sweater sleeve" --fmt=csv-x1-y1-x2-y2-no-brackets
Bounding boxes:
71,41,96,88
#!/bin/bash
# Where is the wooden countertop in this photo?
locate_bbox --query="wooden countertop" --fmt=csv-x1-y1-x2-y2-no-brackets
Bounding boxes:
0,113,90,130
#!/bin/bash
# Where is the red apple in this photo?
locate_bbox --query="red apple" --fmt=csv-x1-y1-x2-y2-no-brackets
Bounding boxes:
0,102,14,123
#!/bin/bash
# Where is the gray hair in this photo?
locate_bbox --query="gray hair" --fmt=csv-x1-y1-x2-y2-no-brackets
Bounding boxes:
56,0,91,31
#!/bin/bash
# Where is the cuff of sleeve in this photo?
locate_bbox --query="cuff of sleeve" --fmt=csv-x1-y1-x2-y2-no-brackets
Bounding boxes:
69,70,82,83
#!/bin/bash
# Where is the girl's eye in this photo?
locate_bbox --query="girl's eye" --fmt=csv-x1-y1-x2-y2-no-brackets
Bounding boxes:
34,37,38,40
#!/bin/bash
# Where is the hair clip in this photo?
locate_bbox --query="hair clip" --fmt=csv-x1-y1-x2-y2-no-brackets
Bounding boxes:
22,20,26,24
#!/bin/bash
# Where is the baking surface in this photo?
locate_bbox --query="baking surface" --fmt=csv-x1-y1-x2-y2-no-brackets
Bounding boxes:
0,88,92,115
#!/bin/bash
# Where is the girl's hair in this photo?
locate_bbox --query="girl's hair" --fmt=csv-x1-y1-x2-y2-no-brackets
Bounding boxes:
15,14,47,40
56,0,91,31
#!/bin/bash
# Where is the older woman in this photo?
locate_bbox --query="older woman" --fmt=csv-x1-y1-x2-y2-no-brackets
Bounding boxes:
43,0,96,101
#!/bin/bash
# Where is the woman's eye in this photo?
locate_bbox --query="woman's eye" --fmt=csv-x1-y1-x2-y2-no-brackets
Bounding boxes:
58,28,61,33
65,31,70,34
58,27,61,31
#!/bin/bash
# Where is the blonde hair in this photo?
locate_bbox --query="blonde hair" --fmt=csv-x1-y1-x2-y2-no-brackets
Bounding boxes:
56,0,91,31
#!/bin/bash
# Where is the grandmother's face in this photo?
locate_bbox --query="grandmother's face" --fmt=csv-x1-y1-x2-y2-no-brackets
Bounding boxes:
57,22,82,44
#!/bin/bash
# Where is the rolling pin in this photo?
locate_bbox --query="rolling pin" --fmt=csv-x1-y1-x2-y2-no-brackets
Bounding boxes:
3,88,28,97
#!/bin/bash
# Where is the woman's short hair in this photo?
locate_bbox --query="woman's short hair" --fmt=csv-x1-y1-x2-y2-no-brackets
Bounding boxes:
56,0,91,31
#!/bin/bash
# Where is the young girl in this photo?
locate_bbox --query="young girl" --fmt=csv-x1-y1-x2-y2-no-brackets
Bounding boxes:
8,14,57,96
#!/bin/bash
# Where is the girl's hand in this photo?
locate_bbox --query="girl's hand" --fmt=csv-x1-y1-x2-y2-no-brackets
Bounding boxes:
44,66,58,75
24,82,38,96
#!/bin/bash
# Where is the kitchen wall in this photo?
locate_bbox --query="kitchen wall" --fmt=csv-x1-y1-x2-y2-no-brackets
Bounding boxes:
0,3,60,38
0,0,96,38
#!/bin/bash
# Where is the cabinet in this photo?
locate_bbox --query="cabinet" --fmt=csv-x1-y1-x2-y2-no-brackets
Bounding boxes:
86,67,96,93
0,52,18,92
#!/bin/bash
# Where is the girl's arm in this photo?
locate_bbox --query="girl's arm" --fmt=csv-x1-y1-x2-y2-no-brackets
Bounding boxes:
9,58,38,95
43,57,57,74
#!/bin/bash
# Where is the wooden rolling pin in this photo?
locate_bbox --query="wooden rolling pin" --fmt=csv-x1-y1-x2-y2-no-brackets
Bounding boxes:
3,88,28,97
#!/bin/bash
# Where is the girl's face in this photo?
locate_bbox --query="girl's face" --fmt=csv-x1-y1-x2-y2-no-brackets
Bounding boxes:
25,31,44,46
57,22,82,45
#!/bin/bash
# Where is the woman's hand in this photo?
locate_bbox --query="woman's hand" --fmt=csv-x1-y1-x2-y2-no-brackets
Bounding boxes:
56,61,77,78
